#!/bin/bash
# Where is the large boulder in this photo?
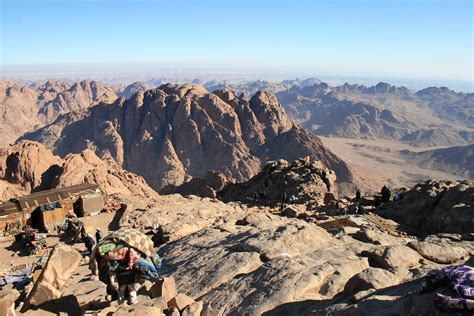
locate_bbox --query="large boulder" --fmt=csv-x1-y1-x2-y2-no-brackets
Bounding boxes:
362,245,422,270
159,171,229,198
352,229,405,246
168,294,195,312
25,244,81,307
0,141,158,200
344,267,410,296
150,276,177,304
407,240,469,264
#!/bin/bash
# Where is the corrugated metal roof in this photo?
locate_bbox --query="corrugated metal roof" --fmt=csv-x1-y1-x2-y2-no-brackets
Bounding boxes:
16,183,99,211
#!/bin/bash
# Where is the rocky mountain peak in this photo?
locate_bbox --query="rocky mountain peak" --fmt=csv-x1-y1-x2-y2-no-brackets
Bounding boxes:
23,84,355,192
249,91,293,138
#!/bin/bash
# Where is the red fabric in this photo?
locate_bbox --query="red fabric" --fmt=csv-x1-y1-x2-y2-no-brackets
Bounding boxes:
104,247,140,270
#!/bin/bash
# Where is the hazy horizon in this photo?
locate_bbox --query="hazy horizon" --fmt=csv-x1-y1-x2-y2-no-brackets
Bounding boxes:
1,0,473,91
1,61,473,92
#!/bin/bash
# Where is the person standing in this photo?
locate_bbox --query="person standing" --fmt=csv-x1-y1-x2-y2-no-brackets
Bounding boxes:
96,228,104,244
381,185,391,203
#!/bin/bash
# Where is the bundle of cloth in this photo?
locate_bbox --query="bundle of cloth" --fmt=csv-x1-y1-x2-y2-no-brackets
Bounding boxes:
90,229,162,304
0,256,48,287
422,265,474,312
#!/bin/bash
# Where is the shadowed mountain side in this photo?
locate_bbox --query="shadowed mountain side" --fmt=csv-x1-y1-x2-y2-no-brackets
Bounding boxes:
400,144,474,179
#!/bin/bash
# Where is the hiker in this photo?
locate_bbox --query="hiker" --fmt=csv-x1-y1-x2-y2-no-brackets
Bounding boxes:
355,189,361,201
381,185,391,203
394,191,401,201
357,203,364,214
96,228,104,244
81,226,96,253
109,270,144,304
64,218,84,243
253,191,259,200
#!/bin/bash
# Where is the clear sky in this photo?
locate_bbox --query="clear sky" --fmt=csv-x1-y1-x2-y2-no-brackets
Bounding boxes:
0,0,472,83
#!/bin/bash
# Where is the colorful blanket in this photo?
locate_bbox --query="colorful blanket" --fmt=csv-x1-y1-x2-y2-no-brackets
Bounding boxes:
93,229,161,284
133,253,162,280
423,265,474,312
100,229,155,257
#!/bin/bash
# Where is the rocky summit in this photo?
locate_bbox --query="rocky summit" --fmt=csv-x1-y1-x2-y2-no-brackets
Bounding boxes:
159,157,336,205
1,176,472,315
21,84,354,192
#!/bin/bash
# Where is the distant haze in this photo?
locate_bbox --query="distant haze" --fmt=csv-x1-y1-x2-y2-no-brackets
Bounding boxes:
1,0,472,91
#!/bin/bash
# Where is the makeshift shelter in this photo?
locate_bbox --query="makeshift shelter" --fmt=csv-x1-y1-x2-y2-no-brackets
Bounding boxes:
75,193,104,217
0,184,102,236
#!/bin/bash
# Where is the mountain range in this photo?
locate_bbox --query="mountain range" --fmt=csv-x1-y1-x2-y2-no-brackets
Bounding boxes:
275,82,474,144
1,77,473,194
0,80,116,146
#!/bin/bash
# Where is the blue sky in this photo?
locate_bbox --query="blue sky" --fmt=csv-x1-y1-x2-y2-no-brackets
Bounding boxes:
0,0,472,82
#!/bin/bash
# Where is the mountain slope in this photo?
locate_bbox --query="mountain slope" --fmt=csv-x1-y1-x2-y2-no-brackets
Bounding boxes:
400,144,474,179
400,128,471,147
21,84,355,191
0,80,117,145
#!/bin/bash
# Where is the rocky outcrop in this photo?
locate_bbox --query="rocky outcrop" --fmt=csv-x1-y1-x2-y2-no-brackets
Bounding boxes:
0,141,63,199
22,84,354,191
159,171,229,198
377,179,474,235
45,149,158,198
0,141,157,200
407,241,469,264
0,141,62,194
220,157,336,205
